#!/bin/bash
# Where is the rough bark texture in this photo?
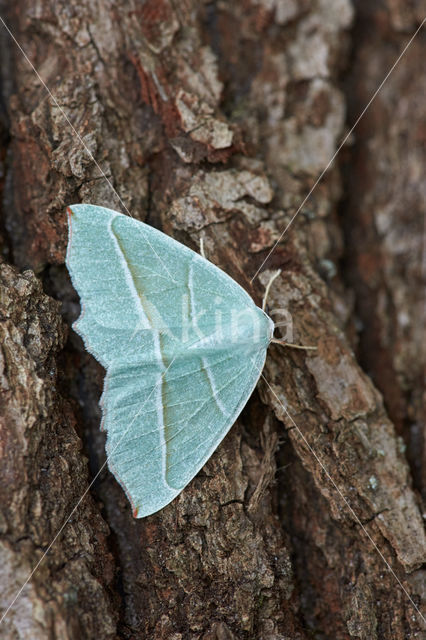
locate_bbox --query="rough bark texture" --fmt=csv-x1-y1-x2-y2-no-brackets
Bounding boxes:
0,1,425,639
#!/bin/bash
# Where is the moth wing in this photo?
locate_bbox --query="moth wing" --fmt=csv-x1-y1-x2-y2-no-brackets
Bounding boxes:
103,347,267,517
66,204,271,517
66,204,257,368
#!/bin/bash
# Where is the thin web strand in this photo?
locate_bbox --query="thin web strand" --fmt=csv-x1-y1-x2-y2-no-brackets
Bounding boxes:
0,349,179,625
0,16,175,284
0,327,226,625
260,371,426,626
251,17,426,282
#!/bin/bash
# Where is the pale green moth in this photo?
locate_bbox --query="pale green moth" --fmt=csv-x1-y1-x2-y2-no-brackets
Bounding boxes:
66,203,276,518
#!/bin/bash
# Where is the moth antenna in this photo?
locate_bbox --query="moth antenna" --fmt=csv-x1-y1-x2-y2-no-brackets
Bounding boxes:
262,269,281,311
271,338,317,351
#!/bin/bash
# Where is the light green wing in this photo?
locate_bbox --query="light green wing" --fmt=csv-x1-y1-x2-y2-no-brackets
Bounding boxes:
66,204,272,517
66,204,258,368
102,347,267,517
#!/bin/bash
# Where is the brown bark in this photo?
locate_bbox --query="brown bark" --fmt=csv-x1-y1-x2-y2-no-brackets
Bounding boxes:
0,1,425,639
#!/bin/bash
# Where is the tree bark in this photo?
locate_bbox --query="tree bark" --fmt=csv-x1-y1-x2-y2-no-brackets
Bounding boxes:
0,1,424,639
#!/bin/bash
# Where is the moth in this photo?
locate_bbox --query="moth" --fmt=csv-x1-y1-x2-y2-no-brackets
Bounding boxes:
66,204,305,517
